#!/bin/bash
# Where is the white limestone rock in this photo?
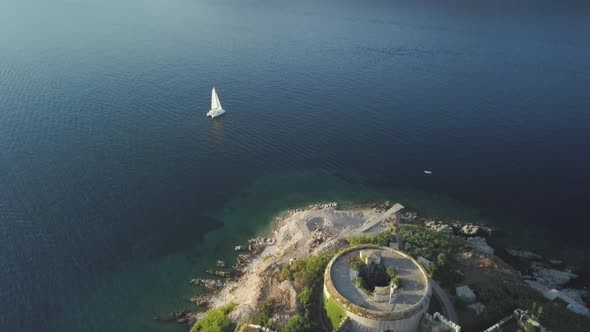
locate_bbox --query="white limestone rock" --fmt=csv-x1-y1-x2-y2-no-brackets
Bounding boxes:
425,221,454,234
459,224,493,237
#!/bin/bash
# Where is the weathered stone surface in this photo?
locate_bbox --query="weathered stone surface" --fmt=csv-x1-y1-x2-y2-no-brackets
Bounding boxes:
418,256,432,271
532,265,578,289
561,288,588,306
456,285,477,304
425,221,454,234
248,237,275,254
457,224,493,237
466,237,494,255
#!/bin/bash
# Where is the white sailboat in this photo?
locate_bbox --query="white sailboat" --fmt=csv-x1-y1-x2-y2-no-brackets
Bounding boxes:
206,86,226,118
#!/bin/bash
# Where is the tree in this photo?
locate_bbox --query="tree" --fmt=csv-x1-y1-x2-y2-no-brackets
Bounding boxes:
386,266,397,278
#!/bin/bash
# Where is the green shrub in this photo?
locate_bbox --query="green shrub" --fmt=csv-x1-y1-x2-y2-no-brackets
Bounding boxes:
297,287,312,320
283,315,306,332
348,255,366,272
278,251,336,288
249,298,276,327
397,224,462,283
390,276,399,287
386,266,397,278
189,303,235,332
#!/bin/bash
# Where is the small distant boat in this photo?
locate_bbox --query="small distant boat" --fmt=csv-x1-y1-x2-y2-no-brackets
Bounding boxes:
424,170,432,174
206,86,226,118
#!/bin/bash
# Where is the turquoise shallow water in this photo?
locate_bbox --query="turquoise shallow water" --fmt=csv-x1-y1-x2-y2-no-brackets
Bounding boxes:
1,0,590,330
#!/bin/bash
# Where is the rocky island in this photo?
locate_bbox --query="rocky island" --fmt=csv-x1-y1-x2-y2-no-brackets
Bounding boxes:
156,202,590,332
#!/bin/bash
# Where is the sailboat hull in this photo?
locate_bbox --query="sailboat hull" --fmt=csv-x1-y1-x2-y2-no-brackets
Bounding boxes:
207,108,226,118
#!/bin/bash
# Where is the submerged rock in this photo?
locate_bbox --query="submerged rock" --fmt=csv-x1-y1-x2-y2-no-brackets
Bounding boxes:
205,270,232,278
189,295,210,307
216,260,226,268
506,249,543,260
190,278,226,290
153,310,189,321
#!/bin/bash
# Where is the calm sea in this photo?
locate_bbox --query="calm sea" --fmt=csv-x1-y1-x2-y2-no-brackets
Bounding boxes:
1,0,589,330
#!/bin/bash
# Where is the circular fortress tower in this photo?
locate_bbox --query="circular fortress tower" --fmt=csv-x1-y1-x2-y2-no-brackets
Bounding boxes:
324,245,432,332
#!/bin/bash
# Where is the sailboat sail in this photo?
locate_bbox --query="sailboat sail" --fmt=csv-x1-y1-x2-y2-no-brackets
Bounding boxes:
211,87,222,110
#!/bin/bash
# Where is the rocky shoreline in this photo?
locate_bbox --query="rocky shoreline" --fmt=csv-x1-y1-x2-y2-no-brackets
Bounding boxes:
410,212,589,314
153,201,590,329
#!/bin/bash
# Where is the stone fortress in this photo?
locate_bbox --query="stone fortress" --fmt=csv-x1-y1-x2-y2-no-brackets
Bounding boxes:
323,245,437,332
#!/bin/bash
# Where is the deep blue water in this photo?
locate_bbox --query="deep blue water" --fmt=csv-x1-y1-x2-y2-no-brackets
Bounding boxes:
1,0,590,330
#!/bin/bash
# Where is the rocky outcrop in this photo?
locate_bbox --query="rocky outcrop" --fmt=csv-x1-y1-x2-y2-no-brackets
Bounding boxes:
205,270,232,278
400,211,417,221
459,224,493,237
531,264,578,289
248,237,275,255
309,228,328,249
466,237,494,255
371,200,392,213
425,221,454,234
216,260,226,268
560,288,588,306
190,278,226,290
189,295,210,307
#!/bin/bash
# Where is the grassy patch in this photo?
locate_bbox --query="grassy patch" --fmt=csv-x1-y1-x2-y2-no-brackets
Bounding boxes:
323,293,345,329
345,230,393,247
